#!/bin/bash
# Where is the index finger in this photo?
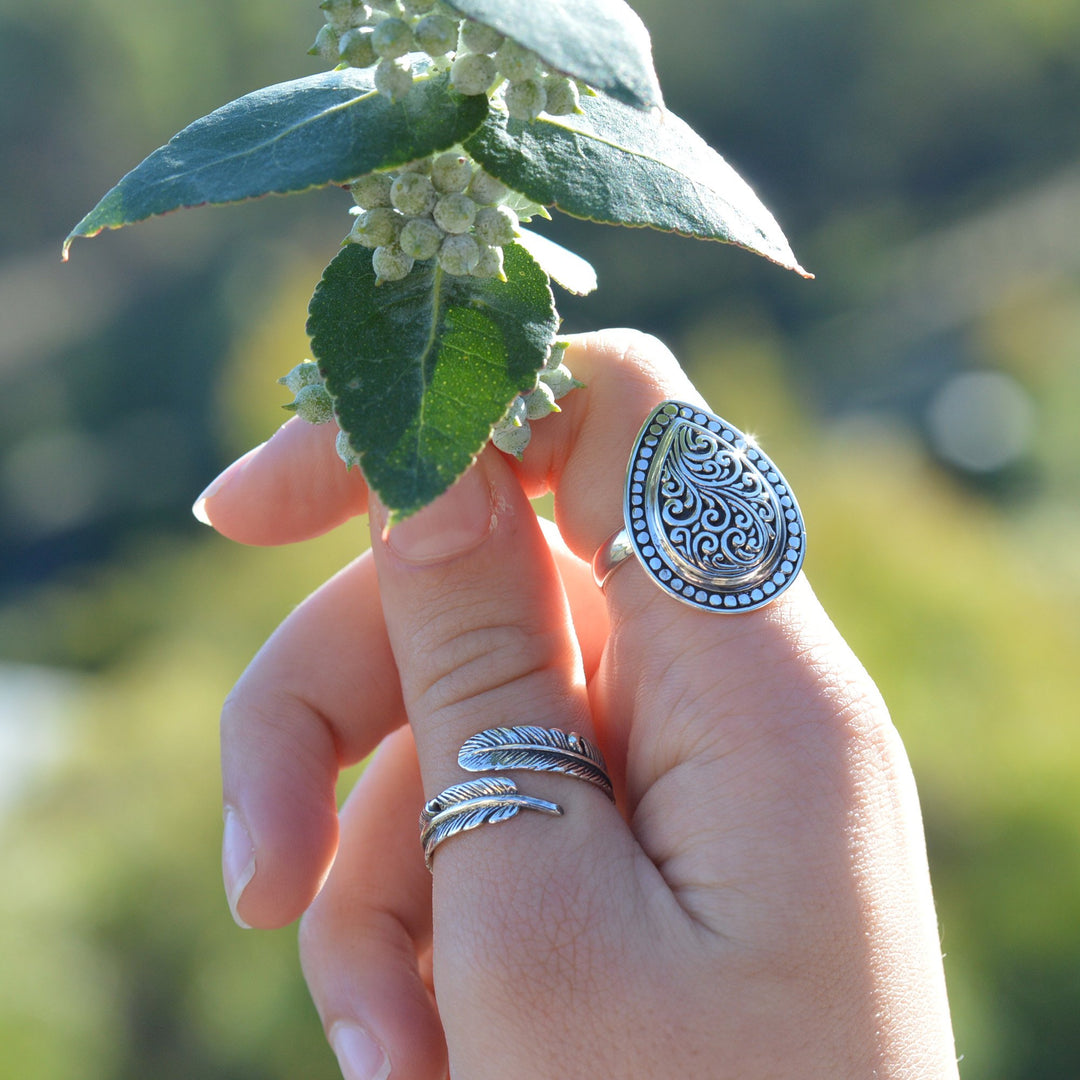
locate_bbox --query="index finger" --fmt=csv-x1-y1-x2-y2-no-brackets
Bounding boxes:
195,329,700,560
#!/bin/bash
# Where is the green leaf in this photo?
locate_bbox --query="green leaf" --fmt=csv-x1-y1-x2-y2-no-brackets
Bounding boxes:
465,95,812,278
63,67,488,258
515,229,597,296
503,190,551,223
446,0,661,110
308,243,557,521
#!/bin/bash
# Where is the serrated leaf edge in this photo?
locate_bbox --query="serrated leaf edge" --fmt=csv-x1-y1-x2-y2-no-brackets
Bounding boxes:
466,102,812,278
63,67,487,259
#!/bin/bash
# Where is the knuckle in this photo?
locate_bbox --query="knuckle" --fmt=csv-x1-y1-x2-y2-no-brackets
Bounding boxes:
409,613,564,721
220,677,336,794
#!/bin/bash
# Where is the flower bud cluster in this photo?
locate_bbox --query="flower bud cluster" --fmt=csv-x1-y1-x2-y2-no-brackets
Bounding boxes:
311,0,454,102
345,150,521,284
449,22,582,120
491,341,583,460
279,361,335,424
311,0,585,117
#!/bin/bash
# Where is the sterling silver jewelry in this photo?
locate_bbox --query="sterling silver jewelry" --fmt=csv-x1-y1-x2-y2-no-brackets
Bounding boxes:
419,777,563,869
593,401,805,613
458,725,614,802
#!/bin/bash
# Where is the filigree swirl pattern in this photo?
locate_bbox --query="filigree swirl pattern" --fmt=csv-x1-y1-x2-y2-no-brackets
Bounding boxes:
658,425,779,577
622,401,805,612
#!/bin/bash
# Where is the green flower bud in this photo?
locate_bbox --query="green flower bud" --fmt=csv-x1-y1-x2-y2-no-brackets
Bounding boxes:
437,233,481,275
492,418,531,459
539,363,583,400
339,26,377,67
433,192,476,234
278,360,323,394
473,204,518,246
399,216,444,260
413,13,458,56
372,243,415,282
494,39,542,84
401,0,436,12
288,383,335,424
348,206,403,248
369,0,402,14
466,169,510,206
458,18,503,55
523,380,560,419
390,171,437,215
450,52,497,96
371,17,413,58
542,75,580,115
374,57,413,101
309,24,341,62
543,339,569,371
505,79,546,121
501,394,528,428
430,152,473,194
470,242,505,280
349,171,393,209
336,427,363,470
321,0,366,31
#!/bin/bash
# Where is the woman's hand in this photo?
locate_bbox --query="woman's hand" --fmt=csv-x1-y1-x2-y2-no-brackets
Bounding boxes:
201,330,958,1079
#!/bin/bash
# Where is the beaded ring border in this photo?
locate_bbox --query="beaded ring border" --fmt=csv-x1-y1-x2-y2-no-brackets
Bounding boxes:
593,401,806,613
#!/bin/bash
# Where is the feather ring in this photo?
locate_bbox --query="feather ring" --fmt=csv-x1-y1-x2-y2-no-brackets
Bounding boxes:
418,776,563,869
457,725,614,801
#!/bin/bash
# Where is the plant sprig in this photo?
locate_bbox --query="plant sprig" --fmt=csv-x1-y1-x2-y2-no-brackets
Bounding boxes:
64,0,809,522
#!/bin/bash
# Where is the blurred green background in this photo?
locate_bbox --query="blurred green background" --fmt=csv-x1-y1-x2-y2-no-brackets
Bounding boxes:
2,0,1079,1075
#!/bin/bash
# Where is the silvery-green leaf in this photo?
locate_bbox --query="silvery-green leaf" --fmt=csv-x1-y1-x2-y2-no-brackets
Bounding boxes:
446,0,661,110
514,230,598,296
466,93,811,277
64,67,488,257
308,241,557,522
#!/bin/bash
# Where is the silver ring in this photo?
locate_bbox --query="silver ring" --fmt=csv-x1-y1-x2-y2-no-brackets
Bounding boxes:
592,529,635,589
419,777,563,870
593,401,805,613
458,725,614,801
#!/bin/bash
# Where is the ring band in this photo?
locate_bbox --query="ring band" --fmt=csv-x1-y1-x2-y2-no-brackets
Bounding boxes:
458,725,614,801
594,401,805,613
592,529,635,590
419,777,563,869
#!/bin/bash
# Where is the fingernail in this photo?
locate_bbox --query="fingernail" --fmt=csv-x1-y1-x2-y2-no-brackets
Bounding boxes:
192,442,265,526
384,463,494,564
191,496,214,526
222,806,255,929
330,1022,391,1080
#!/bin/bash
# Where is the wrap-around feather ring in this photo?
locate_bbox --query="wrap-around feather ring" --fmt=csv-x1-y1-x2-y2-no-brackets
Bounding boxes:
418,726,613,868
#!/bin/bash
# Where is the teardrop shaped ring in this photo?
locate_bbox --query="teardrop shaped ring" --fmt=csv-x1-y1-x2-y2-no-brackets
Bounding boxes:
592,401,806,613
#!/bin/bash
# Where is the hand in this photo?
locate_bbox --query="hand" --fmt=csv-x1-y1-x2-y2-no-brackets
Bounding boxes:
202,330,958,1079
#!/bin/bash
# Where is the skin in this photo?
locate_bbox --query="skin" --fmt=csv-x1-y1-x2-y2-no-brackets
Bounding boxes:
201,330,959,1079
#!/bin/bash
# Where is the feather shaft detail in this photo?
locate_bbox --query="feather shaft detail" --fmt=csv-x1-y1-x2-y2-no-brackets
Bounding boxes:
458,726,614,801
419,776,563,869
